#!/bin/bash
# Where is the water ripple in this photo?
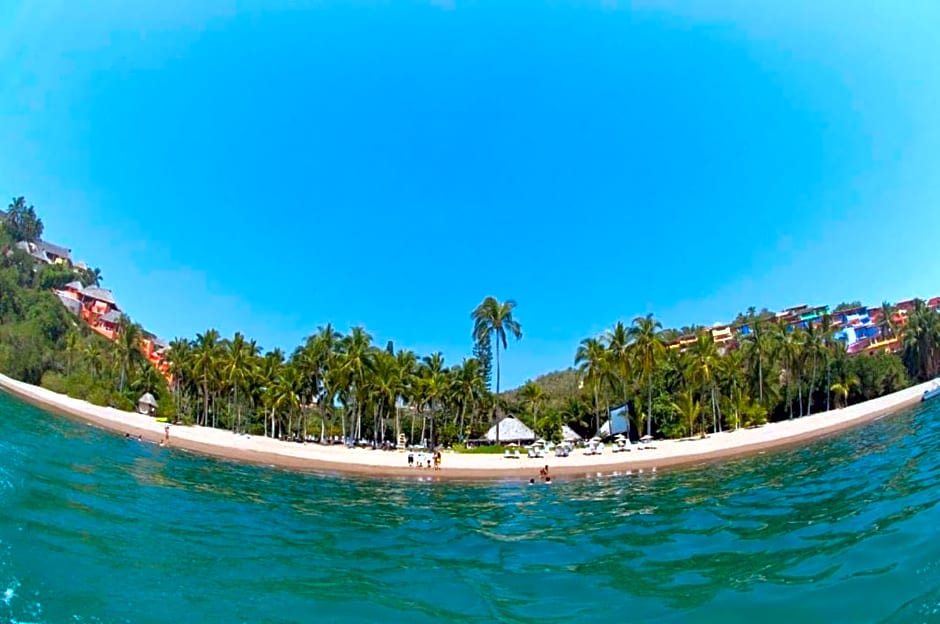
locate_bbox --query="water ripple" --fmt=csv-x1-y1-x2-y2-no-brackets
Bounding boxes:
1,394,940,622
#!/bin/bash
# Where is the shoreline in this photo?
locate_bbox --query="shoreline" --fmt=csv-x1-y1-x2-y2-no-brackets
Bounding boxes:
1,373,937,481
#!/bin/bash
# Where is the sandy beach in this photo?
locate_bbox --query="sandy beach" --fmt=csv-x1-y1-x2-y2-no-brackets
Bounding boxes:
1,372,937,481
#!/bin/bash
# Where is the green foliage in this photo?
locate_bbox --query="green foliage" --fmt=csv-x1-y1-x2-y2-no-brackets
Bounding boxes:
833,301,864,313
3,196,44,242
0,197,171,416
535,409,562,442
36,264,76,290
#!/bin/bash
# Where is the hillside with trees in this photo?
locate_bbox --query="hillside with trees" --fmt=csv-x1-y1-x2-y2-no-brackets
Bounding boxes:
0,197,172,416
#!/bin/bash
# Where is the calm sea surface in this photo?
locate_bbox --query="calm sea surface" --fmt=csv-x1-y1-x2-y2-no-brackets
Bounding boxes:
2,392,940,624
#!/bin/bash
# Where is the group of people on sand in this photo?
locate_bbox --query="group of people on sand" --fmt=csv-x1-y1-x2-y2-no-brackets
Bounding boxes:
530,465,552,484
407,450,442,470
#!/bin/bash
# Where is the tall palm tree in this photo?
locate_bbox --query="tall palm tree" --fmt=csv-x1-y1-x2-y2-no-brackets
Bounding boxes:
802,320,823,416
395,349,418,442
688,332,721,433
575,336,608,435
742,313,772,406
114,315,145,393
628,314,664,438
367,349,400,444
879,301,898,339
310,324,343,440
341,326,373,441
165,338,193,419
223,332,257,433
605,321,633,435
193,329,221,426
272,365,301,438
819,313,838,412
259,348,285,437
453,357,485,441
471,296,522,443
775,326,806,419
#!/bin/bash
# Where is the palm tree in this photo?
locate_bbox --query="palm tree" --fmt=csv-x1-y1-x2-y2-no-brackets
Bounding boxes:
259,348,285,437
310,324,343,441
819,313,838,412
453,357,485,441
688,332,721,433
742,313,772,406
114,315,145,393
830,374,859,408
65,330,81,377
774,325,806,419
367,349,400,444
628,314,664,438
575,337,607,435
903,300,940,381
166,338,193,419
471,296,522,443
272,365,301,438
395,349,418,442
223,332,257,433
87,267,103,287
341,326,373,441
879,301,898,339
802,321,823,416
672,388,701,438
518,380,547,429
193,329,221,426
606,321,633,435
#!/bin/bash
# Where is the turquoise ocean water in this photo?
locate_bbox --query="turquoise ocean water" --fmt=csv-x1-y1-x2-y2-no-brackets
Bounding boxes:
1,391,939,624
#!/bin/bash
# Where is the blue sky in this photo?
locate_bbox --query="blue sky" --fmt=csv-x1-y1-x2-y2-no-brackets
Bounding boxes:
2,0,939,389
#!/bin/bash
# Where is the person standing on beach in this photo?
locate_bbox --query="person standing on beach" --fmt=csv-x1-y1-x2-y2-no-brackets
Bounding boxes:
163,425,170,446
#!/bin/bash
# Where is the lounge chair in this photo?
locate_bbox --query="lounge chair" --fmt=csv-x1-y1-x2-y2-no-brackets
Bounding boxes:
514,449,522,459
504,449,512,459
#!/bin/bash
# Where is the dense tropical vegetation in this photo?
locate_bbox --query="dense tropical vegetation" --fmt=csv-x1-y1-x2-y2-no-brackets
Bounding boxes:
2,196,940,448
0,197,172,415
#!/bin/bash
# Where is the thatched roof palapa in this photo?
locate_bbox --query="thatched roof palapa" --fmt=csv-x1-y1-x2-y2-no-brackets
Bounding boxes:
561,424,582,442
138,393,158,408
485,417,536,443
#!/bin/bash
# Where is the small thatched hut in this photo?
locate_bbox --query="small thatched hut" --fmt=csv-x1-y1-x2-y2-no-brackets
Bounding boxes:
137,392,158,416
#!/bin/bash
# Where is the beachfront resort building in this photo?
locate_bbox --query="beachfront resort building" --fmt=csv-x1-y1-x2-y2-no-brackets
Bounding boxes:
668,297,939,358
14,239,73,266
51,280,172,381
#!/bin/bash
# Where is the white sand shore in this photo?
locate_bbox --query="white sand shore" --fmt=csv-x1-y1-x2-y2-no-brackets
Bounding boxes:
1,373,937,480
